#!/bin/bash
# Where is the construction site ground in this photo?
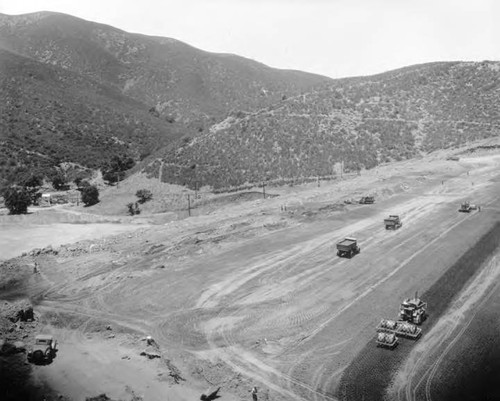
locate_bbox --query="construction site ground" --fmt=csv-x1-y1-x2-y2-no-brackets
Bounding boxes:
1,139,500,401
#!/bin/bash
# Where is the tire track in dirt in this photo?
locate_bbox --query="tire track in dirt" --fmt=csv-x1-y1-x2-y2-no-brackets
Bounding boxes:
394,254,500,401
336,217,500,401
194,193,477,400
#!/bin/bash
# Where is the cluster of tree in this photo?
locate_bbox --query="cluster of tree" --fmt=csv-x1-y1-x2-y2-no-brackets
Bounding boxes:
2,172,100,214
101,155,135,184
126,189,153,216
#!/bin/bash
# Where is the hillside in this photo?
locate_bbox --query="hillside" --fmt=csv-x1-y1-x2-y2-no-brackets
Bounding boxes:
0,12,330,126
0,11,331,189
148,61,500,189
0,47,181,189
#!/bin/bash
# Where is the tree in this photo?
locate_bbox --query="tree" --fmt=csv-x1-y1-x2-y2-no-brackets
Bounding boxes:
21,174,43,189
101,155,135,185
81,185,99,207
127,202,141,215
52,173,67,190
3,187,31,214
135,189,153,204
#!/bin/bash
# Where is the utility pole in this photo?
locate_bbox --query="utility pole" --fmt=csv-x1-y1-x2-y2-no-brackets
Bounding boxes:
187,194,191,216
262,181,266,199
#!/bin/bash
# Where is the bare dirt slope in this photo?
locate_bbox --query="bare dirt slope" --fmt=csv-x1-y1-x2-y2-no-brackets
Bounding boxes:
2,140,500,401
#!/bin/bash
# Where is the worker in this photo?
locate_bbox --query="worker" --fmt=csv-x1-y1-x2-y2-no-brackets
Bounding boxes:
33,262,39,274
250,386,258,401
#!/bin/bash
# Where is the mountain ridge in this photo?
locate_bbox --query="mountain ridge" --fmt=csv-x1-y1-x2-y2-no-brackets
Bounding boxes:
0,11,332,189
146,60,500,189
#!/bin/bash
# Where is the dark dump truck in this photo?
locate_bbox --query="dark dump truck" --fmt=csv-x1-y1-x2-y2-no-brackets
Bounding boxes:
384,215,402,230
359,196,375,204
336,237,361,258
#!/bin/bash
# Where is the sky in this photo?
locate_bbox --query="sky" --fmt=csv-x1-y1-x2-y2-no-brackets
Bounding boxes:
0,0,498,79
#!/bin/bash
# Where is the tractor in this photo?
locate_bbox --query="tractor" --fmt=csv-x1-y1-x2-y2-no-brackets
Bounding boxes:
399,292,427,325
458,201,472,212
359,196,375,204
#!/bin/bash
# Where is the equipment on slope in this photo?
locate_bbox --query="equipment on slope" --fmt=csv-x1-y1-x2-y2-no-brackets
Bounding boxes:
376,319,421,340
336,237,361,258
399,292,427,325
384,215,402,230
376,332,398,349
359,196,375,204
458,201,478,212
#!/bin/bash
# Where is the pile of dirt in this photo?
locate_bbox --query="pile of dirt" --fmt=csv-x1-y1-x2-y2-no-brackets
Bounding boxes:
0,299,34,323
0,316,14,336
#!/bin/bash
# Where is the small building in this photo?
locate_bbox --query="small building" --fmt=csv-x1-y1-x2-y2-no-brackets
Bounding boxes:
39,193,52,207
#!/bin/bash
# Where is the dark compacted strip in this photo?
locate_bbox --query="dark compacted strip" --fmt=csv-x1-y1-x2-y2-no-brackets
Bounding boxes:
421,286,500,401
335,221,500,401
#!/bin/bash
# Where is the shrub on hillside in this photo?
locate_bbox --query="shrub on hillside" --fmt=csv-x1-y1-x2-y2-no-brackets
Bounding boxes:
101,155,135,185
20,174,43,189
51,173,68,190
135,189,153,204
127,202,141,215
3,187,32,214
81,185,99,207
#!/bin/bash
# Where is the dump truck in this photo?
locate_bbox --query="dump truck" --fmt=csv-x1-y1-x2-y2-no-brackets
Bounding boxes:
384,215,402,230
336,237,360,258
376,332,398,349
376,319,421,340
27,334,57,364
399,293,427,325
359,196,375,204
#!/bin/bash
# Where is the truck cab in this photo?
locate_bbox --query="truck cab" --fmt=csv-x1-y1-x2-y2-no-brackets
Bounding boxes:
27,334,57,364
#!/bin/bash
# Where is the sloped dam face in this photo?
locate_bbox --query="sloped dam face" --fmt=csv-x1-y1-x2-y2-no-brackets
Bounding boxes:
336,221,500,401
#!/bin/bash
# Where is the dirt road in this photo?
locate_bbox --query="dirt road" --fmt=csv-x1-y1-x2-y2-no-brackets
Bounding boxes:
3,147,500,401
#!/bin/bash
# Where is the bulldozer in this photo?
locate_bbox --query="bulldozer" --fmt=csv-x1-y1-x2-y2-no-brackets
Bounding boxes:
458,201,472,212
399,292,427,325
458,201,478,213
359,196,375,204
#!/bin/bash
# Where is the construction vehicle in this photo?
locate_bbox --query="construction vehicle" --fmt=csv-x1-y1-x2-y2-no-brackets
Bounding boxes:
376,332,398,349
27,334,57,364
458,201,472,212
336,237,360,258
399,292,427,324
384,215,402,230
376,319,422,340
359,196,375,204
458,201,479,213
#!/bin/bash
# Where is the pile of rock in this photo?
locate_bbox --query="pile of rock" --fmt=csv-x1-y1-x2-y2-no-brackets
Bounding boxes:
1,299,34,323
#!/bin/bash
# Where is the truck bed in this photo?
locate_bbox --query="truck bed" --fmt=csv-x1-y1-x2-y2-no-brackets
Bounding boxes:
337,239,357,249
